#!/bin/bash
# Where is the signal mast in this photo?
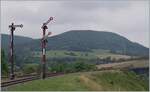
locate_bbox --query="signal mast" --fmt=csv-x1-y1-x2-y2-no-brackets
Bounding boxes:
9,23,23,80
41,17,53,79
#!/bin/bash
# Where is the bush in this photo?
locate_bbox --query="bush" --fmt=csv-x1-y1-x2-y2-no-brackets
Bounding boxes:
1,49,8,76
48,61,96,73
22,64,39,74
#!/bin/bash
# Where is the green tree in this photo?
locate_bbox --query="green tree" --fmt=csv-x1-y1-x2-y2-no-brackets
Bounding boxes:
22,64,39,74
48,61,96,73
50,62,67,72
1,49,8,75
73,61,95,72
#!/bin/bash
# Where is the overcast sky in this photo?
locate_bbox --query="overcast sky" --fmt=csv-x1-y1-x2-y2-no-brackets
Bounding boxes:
1,0,149,47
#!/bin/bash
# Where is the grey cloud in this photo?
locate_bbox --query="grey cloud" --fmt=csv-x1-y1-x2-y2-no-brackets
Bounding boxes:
60,1,131,10
1,1,149,47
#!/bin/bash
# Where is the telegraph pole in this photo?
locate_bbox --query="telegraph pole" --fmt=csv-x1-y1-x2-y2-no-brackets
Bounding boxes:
41,17,53,79
9,23,23,80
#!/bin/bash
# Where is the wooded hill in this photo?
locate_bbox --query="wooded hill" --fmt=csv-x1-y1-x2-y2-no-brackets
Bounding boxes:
2,30,149,56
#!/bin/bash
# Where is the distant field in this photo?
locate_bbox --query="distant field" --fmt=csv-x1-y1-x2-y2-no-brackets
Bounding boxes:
6,70,148,91
96,59,149,69
33,50,131,60
33,50,96,59
96,53,131,60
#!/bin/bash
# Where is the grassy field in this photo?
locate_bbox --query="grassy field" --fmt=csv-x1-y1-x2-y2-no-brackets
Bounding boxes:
6,70,149,91
92,49,131,60
5,73,89,91
96,59,149,69
33,50,96,59
33,50,131,60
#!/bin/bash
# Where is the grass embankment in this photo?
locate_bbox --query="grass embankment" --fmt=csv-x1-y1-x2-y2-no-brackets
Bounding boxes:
6,73,89,91
6,70,149,91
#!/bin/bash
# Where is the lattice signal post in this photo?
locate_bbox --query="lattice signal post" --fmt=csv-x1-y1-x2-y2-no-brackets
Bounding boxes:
41,17,53,79
9,23,23,80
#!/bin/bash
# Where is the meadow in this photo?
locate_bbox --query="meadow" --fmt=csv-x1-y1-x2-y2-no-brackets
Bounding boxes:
6,70,149,91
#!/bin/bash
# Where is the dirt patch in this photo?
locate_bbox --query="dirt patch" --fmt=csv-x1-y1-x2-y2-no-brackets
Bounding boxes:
79,75,102,91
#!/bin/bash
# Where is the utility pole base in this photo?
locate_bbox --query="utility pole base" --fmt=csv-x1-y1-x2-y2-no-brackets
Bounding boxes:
42,74,46,79
10,74,15,80
42,63,46,79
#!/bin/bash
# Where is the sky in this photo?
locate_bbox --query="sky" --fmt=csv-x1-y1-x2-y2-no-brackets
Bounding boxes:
1,0,149,47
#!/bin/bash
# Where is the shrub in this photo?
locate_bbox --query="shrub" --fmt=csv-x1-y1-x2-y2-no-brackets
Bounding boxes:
48,61,96,73
22,64,39,74
1,49,9,76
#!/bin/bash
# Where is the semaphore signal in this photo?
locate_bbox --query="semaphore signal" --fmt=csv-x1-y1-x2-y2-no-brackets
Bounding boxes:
9,22,23,80
41,17,53,79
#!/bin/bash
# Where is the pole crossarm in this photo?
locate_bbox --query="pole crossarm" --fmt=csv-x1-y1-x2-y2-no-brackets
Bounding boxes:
9,24,23,28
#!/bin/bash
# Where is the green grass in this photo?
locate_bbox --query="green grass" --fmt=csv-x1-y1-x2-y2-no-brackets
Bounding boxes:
96,53,131,60
96,59,149,69
33,50,131,60
6,73,89,91
6,70,149,91
33,50,97,59
88,71,149,91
